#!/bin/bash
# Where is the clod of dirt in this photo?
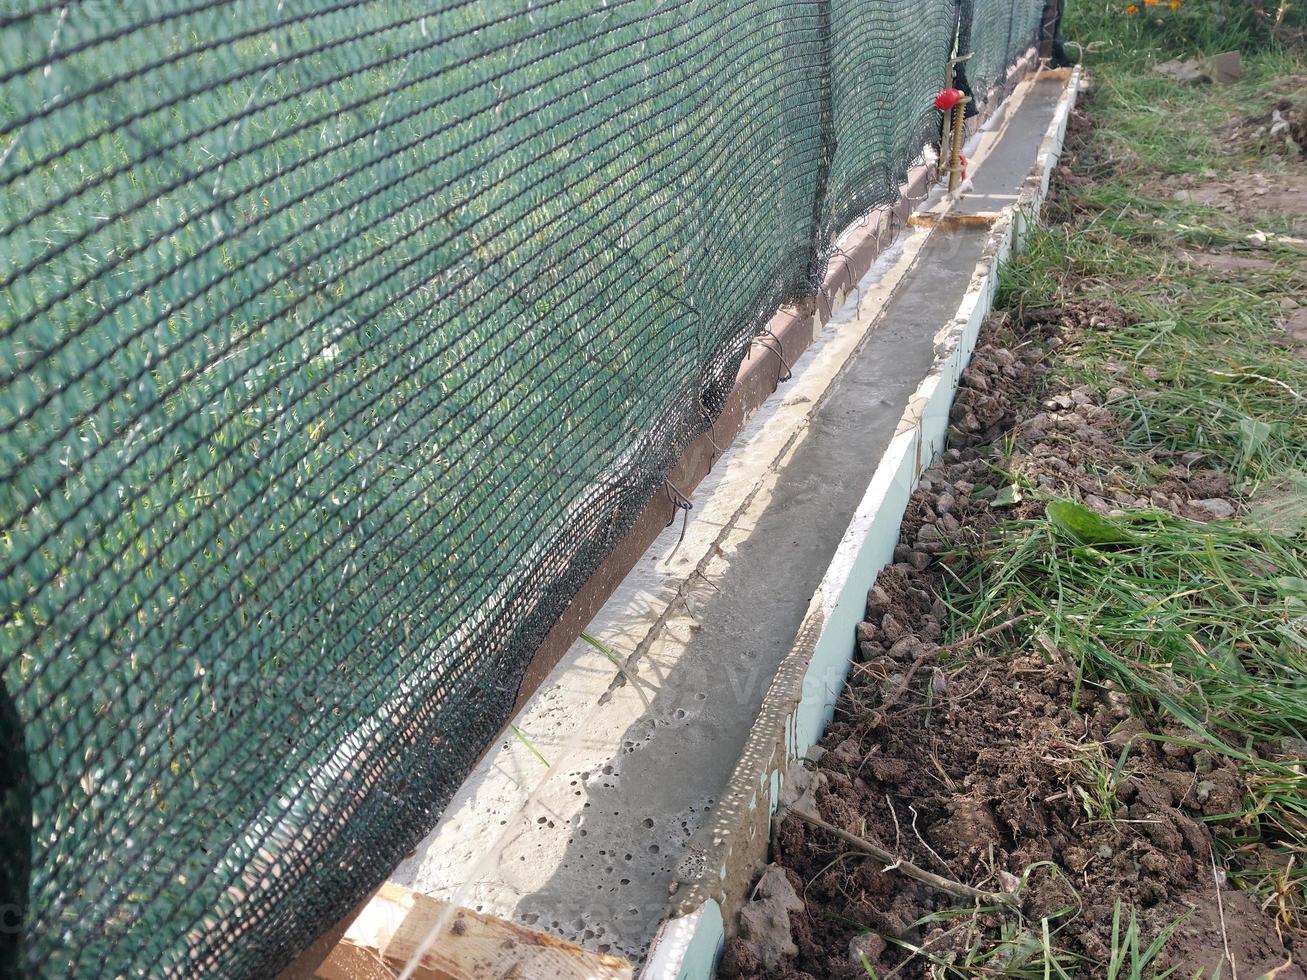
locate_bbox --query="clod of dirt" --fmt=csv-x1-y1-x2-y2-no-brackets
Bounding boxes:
1152,51,1241,86
1221,88,1307,157
726,865,805,974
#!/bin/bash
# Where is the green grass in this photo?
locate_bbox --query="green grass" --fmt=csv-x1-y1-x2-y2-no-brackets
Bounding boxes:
1062,0,1292,64
1003,208,1307,486
1106,901,1185,980
996,27,1307,495
950,510,1307,913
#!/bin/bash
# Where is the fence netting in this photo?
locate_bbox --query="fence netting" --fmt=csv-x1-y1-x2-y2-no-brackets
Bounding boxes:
0,1,1050,975
965,0,1050,97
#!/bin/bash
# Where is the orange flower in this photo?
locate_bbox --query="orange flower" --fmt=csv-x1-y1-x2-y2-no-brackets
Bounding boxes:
1169,0,1182,8
1144,0,1159,7
1125,3,1140,12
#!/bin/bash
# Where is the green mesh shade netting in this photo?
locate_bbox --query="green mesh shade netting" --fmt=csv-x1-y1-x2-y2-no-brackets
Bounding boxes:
0,1,1047,974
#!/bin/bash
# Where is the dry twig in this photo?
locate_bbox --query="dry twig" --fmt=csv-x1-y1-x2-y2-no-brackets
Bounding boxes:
790,809,1019,909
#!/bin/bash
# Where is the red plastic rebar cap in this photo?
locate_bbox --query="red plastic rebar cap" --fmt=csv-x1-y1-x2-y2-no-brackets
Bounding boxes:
934,88,963,111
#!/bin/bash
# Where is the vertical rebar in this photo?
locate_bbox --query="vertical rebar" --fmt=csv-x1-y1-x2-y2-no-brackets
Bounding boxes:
948,98,967,192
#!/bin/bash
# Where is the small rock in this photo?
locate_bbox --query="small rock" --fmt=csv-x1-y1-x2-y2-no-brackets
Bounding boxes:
1190,497,1236,521
930,668,947,696
881,614,908,642
848,933,886,971
1271,736,1307,761
1154,57,1207,84
1106,690,1132,720
935,492,956,515
887,636,919,661
1204,50,1242,85
1084,493,1111,515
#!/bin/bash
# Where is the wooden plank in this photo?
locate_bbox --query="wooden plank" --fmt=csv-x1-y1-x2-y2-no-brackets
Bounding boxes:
313,883,632,980
908,211,1001,229
279,890,380,979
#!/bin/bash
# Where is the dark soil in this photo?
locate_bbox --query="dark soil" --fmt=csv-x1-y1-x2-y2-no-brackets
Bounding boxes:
722,108,1305,979
1220,83,1307,159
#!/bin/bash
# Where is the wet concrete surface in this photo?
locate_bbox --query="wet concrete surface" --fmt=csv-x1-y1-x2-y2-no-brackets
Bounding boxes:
501,224,987,961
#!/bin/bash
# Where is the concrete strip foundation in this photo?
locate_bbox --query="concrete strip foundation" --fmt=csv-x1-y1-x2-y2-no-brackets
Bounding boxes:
647,67,1083,980
385,65,1081,980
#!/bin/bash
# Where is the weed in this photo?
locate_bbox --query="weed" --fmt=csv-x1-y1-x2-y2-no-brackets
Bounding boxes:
508,723,549,768
1105,901,1185,980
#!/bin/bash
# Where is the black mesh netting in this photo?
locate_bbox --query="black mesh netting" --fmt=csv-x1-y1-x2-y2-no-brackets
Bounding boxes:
964,0,1050,97
0,1,1050,975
